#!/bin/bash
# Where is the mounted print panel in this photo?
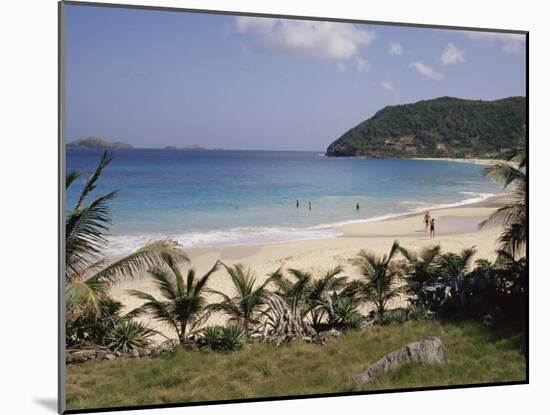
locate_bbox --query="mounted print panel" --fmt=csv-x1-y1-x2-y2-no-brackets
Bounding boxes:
59,1,528,413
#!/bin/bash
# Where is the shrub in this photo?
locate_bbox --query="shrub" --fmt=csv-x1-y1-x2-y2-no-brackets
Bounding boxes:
105,320,155,353
199,324,248,352
378,308,408,325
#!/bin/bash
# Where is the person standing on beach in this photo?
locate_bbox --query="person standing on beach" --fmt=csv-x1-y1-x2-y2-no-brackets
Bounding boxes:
424,211,431,231
308,201,311,211
430,218,436,238
296,200,299,208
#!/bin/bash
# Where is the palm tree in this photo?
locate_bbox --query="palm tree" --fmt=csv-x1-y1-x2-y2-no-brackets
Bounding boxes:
437,247,477,277
481,138,526,259
65,151,188,316
398,245,442,295
128,255,220,345
208,264,271,333
353,240,402,317
269,268,313,305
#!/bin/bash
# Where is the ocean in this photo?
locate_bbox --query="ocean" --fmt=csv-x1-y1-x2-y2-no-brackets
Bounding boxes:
66,149,502,254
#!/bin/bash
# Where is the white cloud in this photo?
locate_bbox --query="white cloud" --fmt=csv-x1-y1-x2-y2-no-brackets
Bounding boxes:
389,42,403,56
356,57,370,72
461,31,525,55
381,81,396,92
234,16,376,60
410,61,443,81
440,43,464,65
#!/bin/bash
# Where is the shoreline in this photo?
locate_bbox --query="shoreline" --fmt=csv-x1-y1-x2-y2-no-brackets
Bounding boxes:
109,195,506,339
411,157,511,166
105,192,507,254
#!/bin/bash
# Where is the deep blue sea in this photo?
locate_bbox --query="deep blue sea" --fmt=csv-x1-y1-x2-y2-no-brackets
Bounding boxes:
66,149,502,254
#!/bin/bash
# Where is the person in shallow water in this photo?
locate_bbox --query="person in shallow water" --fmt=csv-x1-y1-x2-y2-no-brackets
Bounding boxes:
430,218,436,238
424,211,431,231
296,200,299,208
356,202,360,211
308,201,311,211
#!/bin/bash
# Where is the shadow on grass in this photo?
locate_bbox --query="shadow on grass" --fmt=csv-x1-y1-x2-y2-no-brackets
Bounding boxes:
437,315,527,355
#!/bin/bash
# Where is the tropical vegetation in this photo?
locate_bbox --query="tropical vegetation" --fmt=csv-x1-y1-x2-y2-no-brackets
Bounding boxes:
326,96,526,158
65,142,527,407
65,151,188,349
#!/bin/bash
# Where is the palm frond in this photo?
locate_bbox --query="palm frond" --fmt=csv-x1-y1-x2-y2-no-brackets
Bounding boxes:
91,240,188,284
127,289,178,331
66,278,108,314
74,151,114,211
65,192,117,280
148,268,177,301
193,261,221,295
66,170,81,189
483,163,526,190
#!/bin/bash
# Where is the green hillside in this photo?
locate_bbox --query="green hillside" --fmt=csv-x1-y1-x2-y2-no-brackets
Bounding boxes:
326,96,526,158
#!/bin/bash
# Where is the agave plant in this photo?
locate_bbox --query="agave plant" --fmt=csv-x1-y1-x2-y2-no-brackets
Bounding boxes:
66,151,189,316
199,324,247,351
481,138,526,260
128,255,220,345
269,265,348,329
316,291,362,329
105,320,156,353
208,264,272,333
378,307,409,325
352,240,403,317
259,294,315,346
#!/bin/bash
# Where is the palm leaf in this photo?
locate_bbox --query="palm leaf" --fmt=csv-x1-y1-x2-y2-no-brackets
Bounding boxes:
66,170,81,189
91,240,188,284
74,151,114,211
65,192,117,280
66,278,108,314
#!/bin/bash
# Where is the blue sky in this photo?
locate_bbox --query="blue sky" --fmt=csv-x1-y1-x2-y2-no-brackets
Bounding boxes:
65,5,526,151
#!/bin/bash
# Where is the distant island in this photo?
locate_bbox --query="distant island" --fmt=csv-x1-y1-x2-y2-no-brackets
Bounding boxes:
164,144,206,150
67,137,134,149
326,96,526,159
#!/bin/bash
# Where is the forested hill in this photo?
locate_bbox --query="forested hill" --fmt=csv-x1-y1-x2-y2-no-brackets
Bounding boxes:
325,96,526,158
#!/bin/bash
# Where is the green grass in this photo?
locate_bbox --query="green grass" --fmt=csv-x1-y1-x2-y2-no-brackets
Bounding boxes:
66,320,526,411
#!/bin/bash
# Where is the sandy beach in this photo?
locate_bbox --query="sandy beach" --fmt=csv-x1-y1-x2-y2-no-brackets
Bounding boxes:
109,196,506,339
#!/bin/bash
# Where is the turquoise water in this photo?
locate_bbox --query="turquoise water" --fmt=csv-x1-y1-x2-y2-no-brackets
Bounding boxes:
66,149,501,254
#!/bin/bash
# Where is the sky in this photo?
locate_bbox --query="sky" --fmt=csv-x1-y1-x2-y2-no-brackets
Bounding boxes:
65,5,526,151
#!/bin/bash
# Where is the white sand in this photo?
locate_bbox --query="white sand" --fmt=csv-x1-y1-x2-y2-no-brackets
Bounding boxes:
109,200,504,340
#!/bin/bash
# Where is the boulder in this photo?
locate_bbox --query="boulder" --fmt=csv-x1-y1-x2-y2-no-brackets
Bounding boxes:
69,349,97,363
105,353,116,361
130,349,140,358
95,351,108,361
70,354,88,364
316,328,343,345
139,348,152,357
353,336,448,383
